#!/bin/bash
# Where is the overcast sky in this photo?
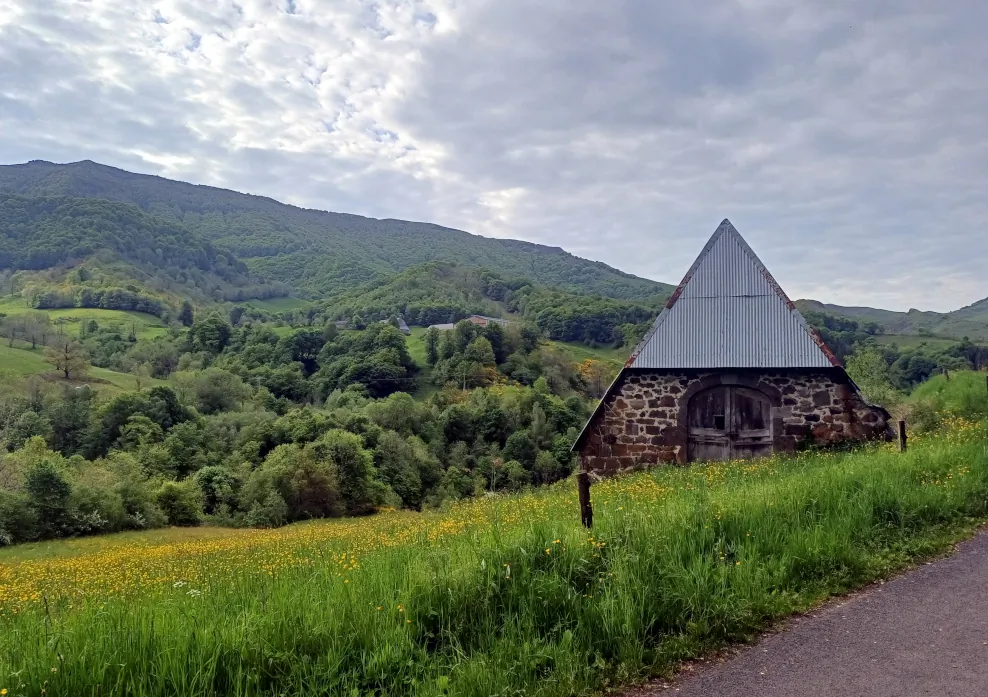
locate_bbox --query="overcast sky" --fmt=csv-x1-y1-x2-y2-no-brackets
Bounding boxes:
1,1,985,312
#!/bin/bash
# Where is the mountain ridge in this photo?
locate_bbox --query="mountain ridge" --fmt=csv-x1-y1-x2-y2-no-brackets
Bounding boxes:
794,299,988,341
0,160,674,302
2,160,987,340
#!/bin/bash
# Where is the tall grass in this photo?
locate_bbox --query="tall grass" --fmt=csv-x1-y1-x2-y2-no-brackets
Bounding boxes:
907,370,988,425
2,421,987,696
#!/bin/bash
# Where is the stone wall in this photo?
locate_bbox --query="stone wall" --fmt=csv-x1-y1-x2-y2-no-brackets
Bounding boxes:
578,368,891,475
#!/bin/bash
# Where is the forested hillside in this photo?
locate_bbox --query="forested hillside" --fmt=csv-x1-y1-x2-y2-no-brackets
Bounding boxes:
0,160,675,301
797,299,988,341
326,262,659,346
0,194,288,313
3,159,987,352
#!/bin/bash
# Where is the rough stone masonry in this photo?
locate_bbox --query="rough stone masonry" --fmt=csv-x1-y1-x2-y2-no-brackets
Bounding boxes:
579,369,892,475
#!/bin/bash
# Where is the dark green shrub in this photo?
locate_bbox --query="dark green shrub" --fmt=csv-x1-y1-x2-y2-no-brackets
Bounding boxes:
25,459,72,539
194,466,240,515
243,444,343,522
0,490,38,544
244,489,289,528
155,481,203,527
69,484,125,535
310,430,375,515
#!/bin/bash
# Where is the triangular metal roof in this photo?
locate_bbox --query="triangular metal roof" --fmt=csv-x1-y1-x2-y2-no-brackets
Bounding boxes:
625,219,839,369
571,219,845,453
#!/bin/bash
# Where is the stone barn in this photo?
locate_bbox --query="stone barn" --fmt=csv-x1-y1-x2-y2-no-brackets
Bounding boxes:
574,219,891,474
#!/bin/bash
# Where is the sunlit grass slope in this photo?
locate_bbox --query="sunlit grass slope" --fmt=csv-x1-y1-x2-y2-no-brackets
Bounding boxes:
0,343,165,393
0,295,167,340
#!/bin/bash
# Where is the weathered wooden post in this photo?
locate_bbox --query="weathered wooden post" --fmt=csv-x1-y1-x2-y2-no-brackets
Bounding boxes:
898,419,907,453
577,469,593,528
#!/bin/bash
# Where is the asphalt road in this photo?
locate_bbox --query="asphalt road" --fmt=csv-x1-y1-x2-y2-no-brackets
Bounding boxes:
646,531,988,697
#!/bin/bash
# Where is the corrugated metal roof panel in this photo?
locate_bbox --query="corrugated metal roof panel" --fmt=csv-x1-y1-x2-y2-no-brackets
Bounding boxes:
678,226,776,299
627,219,838,369
630,296,835,368
572,218,844,452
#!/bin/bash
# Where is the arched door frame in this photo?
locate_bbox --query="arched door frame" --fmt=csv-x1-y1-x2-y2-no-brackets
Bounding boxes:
676,373,784,463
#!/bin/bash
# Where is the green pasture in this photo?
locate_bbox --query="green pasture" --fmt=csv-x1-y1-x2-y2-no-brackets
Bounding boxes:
548,339,629,367
873,334,962,350
0,296,168,340
0,342,165,394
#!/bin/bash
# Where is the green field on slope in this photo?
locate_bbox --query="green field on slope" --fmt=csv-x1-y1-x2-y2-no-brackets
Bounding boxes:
244,297,312,312
873,334,967,350
0,343,165,393
0,296,168,340
549,340,629,367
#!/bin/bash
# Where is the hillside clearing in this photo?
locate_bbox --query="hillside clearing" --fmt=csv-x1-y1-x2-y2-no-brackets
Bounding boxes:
243,297,312,312
0,342,165,393
549,339,628,367
405,326,437,397
873,334,970,350
0,296,168,340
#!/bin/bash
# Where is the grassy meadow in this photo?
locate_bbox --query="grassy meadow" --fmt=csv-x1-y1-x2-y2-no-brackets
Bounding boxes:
0,295,170,393
0,342,166,394
0,296,168,341
2,396,988,696
548,340,628,369
873,334,965,350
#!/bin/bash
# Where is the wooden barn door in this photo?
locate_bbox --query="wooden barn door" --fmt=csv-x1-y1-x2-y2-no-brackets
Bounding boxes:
729,387,774,460
688,386,773,462
687,387,732,462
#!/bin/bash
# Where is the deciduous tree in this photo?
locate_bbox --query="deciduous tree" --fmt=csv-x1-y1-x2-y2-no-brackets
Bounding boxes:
44,338,91,380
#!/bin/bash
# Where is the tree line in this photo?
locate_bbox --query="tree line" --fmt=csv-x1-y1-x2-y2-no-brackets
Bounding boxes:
0,303,610,544
0,374,588,544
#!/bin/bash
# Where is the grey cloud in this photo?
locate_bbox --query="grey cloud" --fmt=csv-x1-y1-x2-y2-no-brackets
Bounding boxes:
392,0,988,310
1,0,987,311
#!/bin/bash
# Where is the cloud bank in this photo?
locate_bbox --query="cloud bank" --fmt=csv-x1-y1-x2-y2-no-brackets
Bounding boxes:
1,0,986,311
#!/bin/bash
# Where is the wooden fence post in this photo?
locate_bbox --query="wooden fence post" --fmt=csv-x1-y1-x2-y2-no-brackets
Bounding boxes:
898,419,907,453
577,470,593,528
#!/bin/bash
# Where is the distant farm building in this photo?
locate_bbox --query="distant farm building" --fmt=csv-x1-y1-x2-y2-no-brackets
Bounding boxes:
428,315,511,331
378,317,411,335
466,315,510,327
574,219,891,473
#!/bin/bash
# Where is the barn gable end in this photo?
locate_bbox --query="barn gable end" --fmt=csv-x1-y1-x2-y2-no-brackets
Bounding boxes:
575,219,890,471
627,219,838,370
